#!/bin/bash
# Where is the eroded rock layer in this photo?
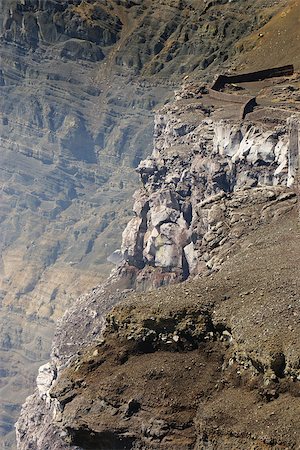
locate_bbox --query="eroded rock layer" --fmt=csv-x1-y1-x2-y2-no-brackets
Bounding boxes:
15,73,300,448
121,80,300,282
18,204,300,450
1,0,293,446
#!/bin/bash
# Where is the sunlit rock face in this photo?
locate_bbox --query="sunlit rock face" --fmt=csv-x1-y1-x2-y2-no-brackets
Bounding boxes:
0,0,292,446
0,1,153,446
16,76,300,449
121,83,299,282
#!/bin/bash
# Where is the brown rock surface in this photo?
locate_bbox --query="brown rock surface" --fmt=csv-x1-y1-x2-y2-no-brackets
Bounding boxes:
235,0,300,72
2,0,300,447
48,205,300,449
15,65,300,449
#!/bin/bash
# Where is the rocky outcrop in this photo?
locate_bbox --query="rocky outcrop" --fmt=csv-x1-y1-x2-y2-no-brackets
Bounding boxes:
21,206,300,449
121,82,300,283
16,265,139,450
1,0,299,446
2,1,291,446
16,74,300,449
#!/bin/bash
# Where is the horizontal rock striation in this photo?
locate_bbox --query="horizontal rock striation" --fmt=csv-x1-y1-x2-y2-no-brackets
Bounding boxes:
16,76,300,449
3,1,290,445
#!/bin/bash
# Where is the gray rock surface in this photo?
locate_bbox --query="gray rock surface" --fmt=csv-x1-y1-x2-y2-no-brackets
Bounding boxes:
0,1,166,445
121,82,299,280
0,0,296,446
16,77,300,449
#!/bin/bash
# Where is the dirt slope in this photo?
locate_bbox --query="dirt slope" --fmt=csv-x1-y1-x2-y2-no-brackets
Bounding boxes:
50,202,300,449
2,0,300,447
235,0,300,72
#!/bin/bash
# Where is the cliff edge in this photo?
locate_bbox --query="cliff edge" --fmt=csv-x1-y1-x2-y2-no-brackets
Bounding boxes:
16,72,300,448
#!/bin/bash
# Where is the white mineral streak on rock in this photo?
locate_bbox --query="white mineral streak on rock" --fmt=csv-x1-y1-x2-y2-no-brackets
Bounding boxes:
36,363,57,405
184,242,197,273
154,219,189,268
107,249,124,265
121,217,143,259
143,227,159,263
149,190,180,227
214,121,290,182
213,122,243,157
121,106,298,277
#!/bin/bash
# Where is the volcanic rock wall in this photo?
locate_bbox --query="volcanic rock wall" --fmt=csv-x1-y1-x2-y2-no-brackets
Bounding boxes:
16,81,299,449
0,0,295,446
121,83,300,284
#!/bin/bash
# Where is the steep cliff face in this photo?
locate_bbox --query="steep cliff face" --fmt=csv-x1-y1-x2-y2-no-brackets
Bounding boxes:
121,79,300,283
45,211,300,450
15,73,300,448
1,0,292,446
